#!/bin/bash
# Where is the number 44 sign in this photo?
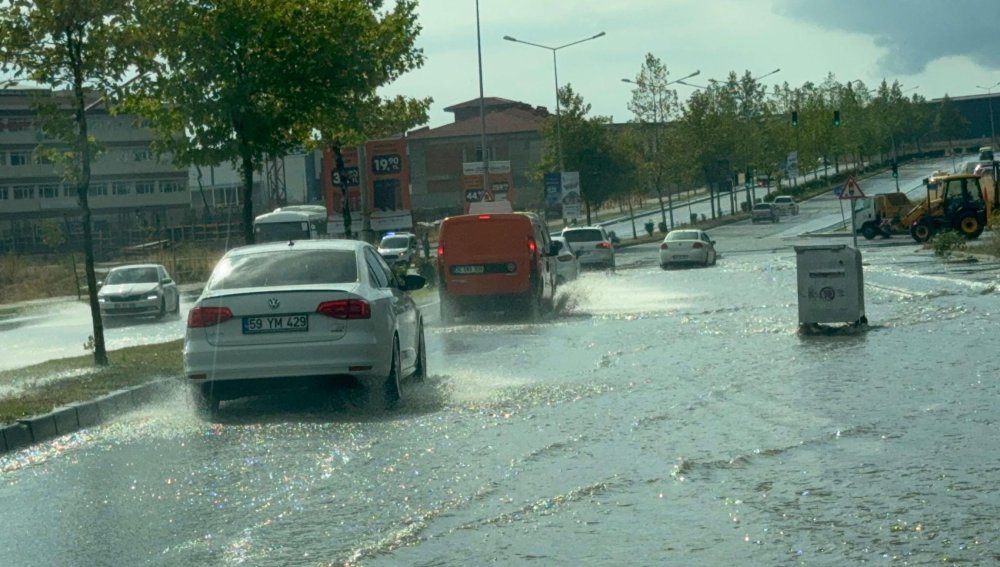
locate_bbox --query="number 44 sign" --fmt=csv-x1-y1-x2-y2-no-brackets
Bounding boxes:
839,176,866,200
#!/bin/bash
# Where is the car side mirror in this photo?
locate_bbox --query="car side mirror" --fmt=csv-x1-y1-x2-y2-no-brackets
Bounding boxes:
401,274,426,292
97,280,103,288
161,278,172,284
548,242,561,256
575,250,584,258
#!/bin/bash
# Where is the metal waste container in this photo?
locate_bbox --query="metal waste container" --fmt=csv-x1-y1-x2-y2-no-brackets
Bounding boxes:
794,244,866,326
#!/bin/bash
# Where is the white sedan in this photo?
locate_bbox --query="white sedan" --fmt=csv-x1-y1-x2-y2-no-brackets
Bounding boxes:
98,263,180,319
183,239,427,416
658,229,717,269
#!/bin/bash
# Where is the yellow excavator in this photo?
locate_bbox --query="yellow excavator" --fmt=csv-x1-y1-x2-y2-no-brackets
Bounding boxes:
853,166,999,242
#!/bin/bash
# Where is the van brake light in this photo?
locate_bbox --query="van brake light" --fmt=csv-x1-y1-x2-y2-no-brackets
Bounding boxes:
478,215,491,220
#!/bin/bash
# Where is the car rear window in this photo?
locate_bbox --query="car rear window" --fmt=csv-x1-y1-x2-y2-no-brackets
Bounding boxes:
205,249,358,291
666,231,700,241
562,229,604,243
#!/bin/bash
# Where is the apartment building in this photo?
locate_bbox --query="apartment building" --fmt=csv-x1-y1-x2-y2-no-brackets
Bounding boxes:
0,88,190,249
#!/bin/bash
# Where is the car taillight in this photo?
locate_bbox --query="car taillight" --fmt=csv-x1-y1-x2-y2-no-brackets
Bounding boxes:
187,306,233,328
660,243,669,249
596,242,610,249
437,244,444,257
478,215,491,220
692,242,704,249
528,238,537,253
317,299,371,319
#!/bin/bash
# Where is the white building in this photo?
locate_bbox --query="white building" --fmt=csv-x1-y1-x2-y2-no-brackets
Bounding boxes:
0,88,323,251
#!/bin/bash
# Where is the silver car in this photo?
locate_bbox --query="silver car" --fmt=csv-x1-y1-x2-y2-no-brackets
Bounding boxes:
98,263,180,319
183,239,427,416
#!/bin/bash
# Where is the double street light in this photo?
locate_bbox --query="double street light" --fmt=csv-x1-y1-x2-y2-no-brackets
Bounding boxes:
976,80,1000,150
503,31,606,172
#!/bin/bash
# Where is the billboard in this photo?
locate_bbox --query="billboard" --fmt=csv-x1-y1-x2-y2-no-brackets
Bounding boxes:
561,171,581,220
543,172,562,219
462,160,514,213
322,139,413,235
366,139,412,232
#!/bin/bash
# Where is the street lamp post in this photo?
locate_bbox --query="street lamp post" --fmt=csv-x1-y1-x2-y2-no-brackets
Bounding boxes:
976,81,1000,150
503,31,605,174
622,70,700,230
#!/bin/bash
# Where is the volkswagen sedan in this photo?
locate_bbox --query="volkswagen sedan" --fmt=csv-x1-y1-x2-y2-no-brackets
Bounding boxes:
183,239,427,416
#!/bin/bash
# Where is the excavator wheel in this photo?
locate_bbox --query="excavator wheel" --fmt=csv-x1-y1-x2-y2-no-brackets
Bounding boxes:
956,212,985,240
910,220,934,243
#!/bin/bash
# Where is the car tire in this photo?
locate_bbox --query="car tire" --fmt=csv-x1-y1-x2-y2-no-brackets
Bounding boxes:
412,324,427,382
155,298,166,319
659,262,669,270
861,224,879,240
373,337,402,409
172,294,181,314
191,385,220,419
710,252,717,266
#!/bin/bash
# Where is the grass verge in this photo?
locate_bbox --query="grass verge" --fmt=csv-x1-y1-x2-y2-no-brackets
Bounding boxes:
0,340,182,425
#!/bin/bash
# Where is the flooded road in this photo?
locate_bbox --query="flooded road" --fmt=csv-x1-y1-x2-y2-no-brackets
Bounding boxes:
3,160,1000,565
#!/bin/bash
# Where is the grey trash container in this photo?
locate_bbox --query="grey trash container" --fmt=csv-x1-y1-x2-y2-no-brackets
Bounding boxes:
794,244,866,326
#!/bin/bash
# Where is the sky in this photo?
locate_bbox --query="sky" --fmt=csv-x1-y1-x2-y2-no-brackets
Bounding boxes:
382,0,1000,129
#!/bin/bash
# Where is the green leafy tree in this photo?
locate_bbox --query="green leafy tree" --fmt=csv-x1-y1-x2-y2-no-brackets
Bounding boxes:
933,94,971,150
127,0,429,243
625,53,681,228
0,0,144,366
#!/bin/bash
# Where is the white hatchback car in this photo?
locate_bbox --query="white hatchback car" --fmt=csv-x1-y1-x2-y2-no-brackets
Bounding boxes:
98,263,180,319
771,195,799,215
183,239,427,416
561,226,615,269
658,229,717,268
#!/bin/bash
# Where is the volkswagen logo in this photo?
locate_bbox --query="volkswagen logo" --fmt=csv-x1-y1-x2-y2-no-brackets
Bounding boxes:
268,298,280,310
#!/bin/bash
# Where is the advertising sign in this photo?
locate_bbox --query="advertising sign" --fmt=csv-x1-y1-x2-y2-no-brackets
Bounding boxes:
322,146,363,235
561,171,581,220
543,172,562,219
366,139,412,232
462,160,514,213
786,151,799,179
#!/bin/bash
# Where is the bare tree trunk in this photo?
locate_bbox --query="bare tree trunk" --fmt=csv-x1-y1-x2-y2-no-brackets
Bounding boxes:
68,29,107,366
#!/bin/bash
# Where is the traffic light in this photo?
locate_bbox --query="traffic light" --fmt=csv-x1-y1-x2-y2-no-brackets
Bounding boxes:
833,110,841,127
791,111,798,127
745,166,753,189
891,161,898,178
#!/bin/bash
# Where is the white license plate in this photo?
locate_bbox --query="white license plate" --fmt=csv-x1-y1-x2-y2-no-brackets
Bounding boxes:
242,314,309,334
452,265,485,274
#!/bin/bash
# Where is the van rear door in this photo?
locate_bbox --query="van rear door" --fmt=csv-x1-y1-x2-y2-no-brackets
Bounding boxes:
439,214,534,296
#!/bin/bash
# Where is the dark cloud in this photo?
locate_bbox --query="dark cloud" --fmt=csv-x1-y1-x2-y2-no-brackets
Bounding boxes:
775,0,1000,74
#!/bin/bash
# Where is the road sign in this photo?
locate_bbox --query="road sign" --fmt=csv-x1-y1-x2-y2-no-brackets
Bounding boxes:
839,176,865,200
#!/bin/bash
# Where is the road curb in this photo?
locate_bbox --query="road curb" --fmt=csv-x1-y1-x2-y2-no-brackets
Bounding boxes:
0,379,174,457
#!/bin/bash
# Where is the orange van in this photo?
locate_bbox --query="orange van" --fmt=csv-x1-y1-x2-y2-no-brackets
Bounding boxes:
436,212,558,323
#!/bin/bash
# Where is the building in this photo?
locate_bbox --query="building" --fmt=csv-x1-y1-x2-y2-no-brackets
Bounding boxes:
0,88,189,251
406,97,550,216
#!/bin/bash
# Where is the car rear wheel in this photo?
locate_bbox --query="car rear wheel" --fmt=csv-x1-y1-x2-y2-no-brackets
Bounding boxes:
191,384,220,419
373,338,402,409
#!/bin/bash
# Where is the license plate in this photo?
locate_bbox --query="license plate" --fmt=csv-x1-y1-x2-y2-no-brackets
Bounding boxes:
242,314,309,334
452,265,485,275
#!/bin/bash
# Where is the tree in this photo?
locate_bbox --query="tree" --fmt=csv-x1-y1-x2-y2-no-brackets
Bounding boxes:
127,0,429,244
625,53,681,229
0,0,144,366
933,95,971,150
535,85,633,224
